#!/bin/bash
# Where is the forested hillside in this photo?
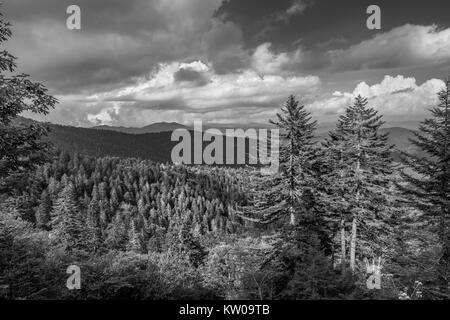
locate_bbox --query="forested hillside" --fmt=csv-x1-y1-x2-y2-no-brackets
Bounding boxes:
19,152,248,241
12,117,420,163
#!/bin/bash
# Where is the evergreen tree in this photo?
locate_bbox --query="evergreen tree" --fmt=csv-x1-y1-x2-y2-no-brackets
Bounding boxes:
127,221,143,253
87,185,102,252
105,206,129,251
399,80,450,295
51,182,89,251
323,96,395,271
233,95,336,297
36,190,51,230
280,233,339,299
238,95,319,226
178,222,207,267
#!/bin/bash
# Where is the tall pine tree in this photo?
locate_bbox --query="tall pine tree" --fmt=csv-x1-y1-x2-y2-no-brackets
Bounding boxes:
399,80,450,295
238,95,319,226
324,96,395,272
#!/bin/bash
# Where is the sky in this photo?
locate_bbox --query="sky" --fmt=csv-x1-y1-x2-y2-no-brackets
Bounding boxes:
2,0,450,127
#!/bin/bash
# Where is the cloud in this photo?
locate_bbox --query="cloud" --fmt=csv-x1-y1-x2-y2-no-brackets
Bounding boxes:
4,0,224,94
8,0,448,128
272,0,312,23
329,24,450,71
310,75,446,119
40,74,444,127
173,68,209,86
251,42,303,75
286,0,310,16
251,23,450,75
201,18,248,74
83,60,321,126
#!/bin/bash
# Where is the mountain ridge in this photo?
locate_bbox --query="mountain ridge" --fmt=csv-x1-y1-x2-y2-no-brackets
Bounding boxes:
92,121,190,134
13,116,419,163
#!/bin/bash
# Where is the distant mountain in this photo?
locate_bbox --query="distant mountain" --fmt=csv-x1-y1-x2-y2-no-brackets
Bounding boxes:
11,116,40,126
47,124,176,162
92,120,421,137
381,127,418,154
383,121,420,131
382,127,425,159
93,121,275,134
93,122,189,134
12,116,421,163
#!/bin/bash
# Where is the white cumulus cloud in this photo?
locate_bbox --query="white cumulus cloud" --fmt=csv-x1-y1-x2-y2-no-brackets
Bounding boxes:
84,61,321,126
310,75,445,119
251,42,303,76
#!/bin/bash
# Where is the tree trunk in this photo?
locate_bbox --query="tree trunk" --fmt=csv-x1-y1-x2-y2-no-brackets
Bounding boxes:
338,153,346,272
350,217,357,272
350,186,360,272
438,204,450,293
350,145,361,273
289,138,295,226
340,219,346,272
289,204,295,226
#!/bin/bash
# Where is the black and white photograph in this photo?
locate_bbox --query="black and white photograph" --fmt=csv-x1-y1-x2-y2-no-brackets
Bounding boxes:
0,0,449,307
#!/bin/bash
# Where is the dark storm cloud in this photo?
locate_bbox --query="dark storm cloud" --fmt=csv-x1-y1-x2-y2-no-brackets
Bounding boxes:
214,0,450,73
127,100,281,115
3,0,168,35
327,25,450,72
174,68,210,86
103,99,188,112
2,0,223,94
129,99,189,111
201,18,248,74
216,0,450,50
